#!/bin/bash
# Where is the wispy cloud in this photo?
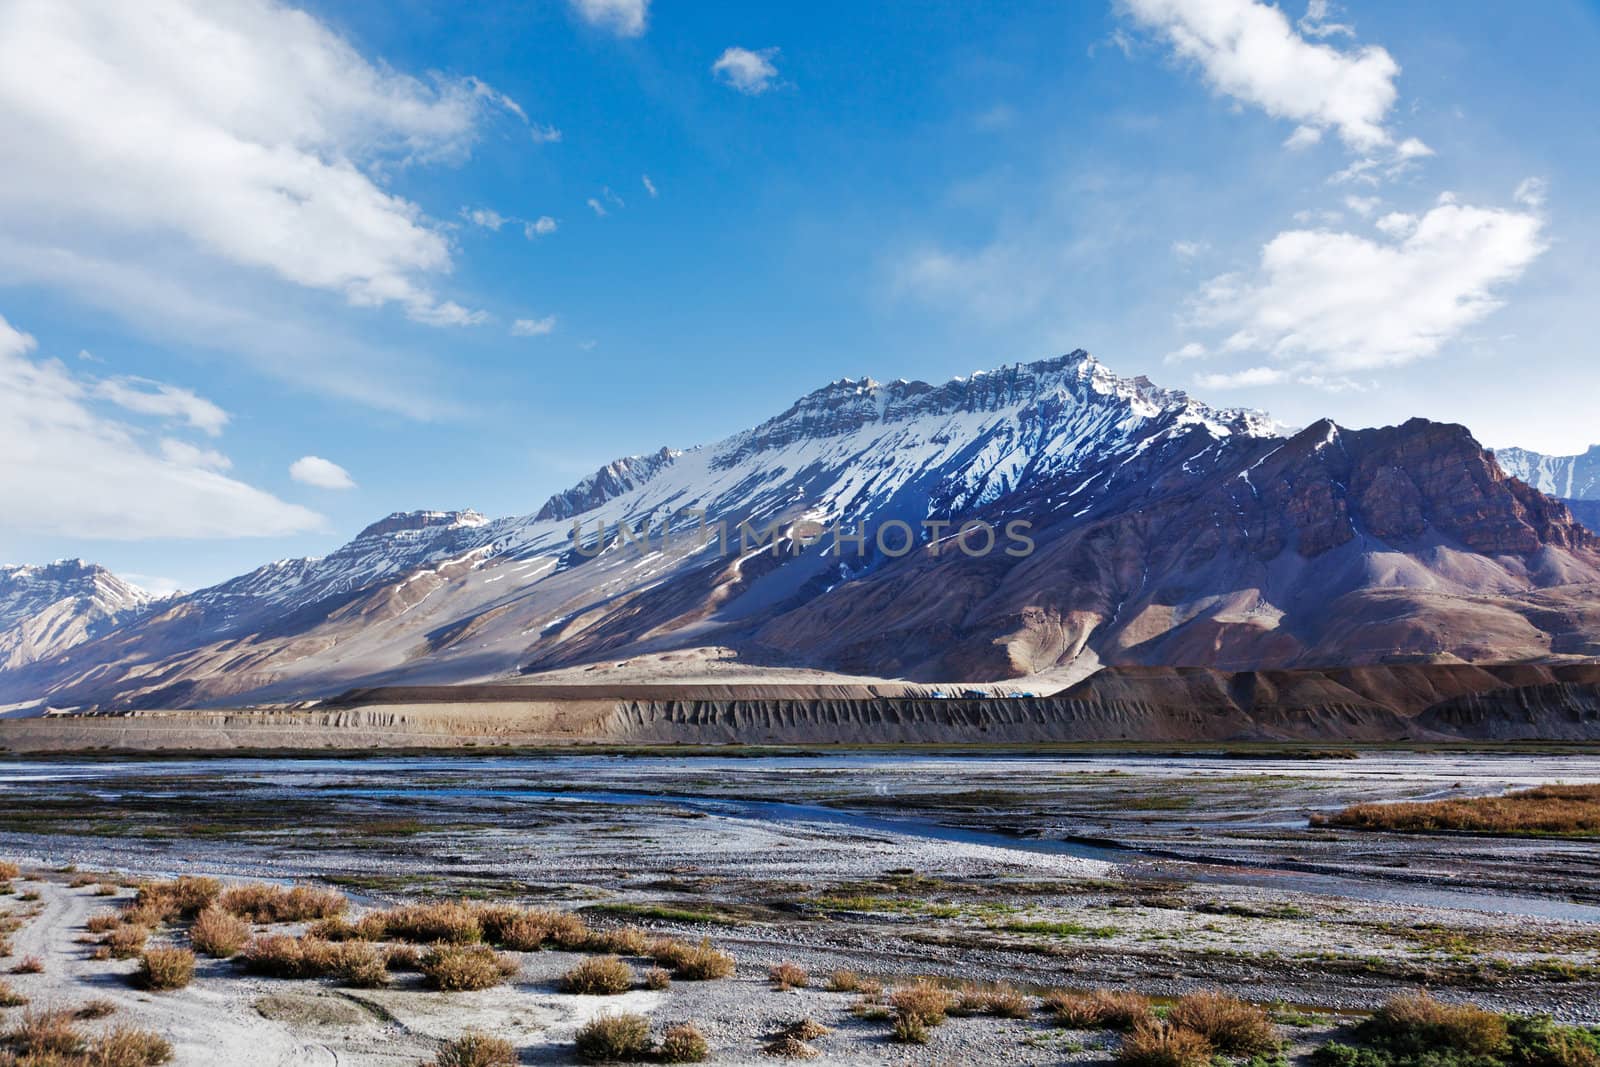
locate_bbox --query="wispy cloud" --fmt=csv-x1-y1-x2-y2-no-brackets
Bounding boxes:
642,174,658,198
526,216,558,238
94,378,230,437
569,0,648,37
511,316,556,337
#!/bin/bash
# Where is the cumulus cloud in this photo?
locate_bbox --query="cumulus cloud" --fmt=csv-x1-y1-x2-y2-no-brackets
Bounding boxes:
289,455,357,490
0,311,321,539
713,47,781,94
1121,0,1412,153
0,0,506,330
511,316,556,337
525,216,558,238
463,208,509,231
1187,194,1545,371
569,0,648,37
94,378,230,437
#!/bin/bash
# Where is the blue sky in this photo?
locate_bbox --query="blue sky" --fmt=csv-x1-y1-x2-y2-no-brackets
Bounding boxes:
1,0,1596,593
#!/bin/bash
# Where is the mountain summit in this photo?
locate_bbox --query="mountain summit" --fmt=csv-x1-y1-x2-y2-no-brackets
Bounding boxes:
2,353,1597,710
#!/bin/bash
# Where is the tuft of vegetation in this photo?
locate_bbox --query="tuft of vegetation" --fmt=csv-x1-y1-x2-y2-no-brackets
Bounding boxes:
889,980,953,1027
84,912,123,935
1045,988,1154,1031
136,947,195,991
890,1012,930,1046
1314,784,1600,837
648,938,733,981
1167,990,1278,1055
1118,1021,1214,1067
74,1000,117,1020
241,935,332,979
644,966,672,990
9,956,43,975
217,883,345,924
135,877,222,921
560,955,634,996
765,1033,823,1058
429,1031,517,1067
0,862,19,881
0,979,28,1007
657,1022,711,1064
825,969,867,993
331,942,390,989
587,924,648,956
769,961,808,991
5,1008,87,1058
782,1020,829,1042
574,1012,652,1063
189,907,250,959
420,945,518,992
955,983,1031,1019
91,1025,176,1066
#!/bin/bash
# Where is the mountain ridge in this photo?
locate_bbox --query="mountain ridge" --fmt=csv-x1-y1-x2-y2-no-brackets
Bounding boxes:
3,351,1598,711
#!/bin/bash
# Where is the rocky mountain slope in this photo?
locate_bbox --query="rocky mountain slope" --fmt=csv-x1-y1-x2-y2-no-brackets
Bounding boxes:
3,352,1599,711
1495,444,1600,502
0,561,155,673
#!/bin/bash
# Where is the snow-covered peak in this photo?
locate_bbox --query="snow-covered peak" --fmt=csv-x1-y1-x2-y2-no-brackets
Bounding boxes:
1494,444,1600,501
354,510,489,541
535,447,681,521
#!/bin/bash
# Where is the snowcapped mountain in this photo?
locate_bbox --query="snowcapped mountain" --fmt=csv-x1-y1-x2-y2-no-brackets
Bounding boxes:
1494,445,1600,502
0,561,156,673
3,351,1598,710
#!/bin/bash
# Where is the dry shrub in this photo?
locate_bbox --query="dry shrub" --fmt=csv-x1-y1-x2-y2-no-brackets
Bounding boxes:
135,877,220,921
1117,1021,1214,1067
0,979,28,1007
889,980,953,1026
9,956,43,975
218,883,345,924
537,910,591,950
1045,988,1154,1031
91,1025,175,1066
103,926,150,961
474,905,587,951
331,943,390,989
93,884,119,898
560,955,633,995
890,1012,929,1045
84,913,122,935
655,939,732,981
430,1031,516,1067
385,944,423,972
0,862,19,881
363,902,480,945
588,925,648,956
1316,783,1600,835
305,917,361,942
644,966,671,991
189,907,249,959
825,969,866,993
769,962,808,991
69,874,101,889
136,948,194,991
420,945,516,992
241,935,334,979
657,1022,710,1063
7,1009,85,1057
956,983,1031,1019
73,1001,116,1021
1361,990,1508,1057
1167,990,1277,1055
574,1013,651,1063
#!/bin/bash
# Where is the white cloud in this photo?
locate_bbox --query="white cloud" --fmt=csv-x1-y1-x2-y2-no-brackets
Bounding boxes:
1171,240,1208,260
0,0,504,329
1283,125,1323,150
569,0,648,37
1195,366,1287,388
1374,211,1416,237
463,208,509,231
530,124,563,144
1121,0,1410,152
511,316,556,337
94,378,230,437
1514,177,1548,209
1343,194,1380,217
1298,0,1353,39
642,174,658,198
0,311,321,539
289,455,357,490
1187,195,1545,371
713,47,781,95
526,216,558,238
586,198,607,217
1165,341,1209,362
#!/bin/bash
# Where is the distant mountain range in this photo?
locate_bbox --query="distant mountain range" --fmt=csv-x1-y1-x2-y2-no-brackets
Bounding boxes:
4,351,1600,711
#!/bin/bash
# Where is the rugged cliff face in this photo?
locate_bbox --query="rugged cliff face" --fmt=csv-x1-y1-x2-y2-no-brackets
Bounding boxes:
0,561,155,672
4,352,1600,711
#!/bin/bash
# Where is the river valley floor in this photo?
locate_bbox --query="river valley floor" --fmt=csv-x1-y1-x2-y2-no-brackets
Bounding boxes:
2,751,1599,1065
